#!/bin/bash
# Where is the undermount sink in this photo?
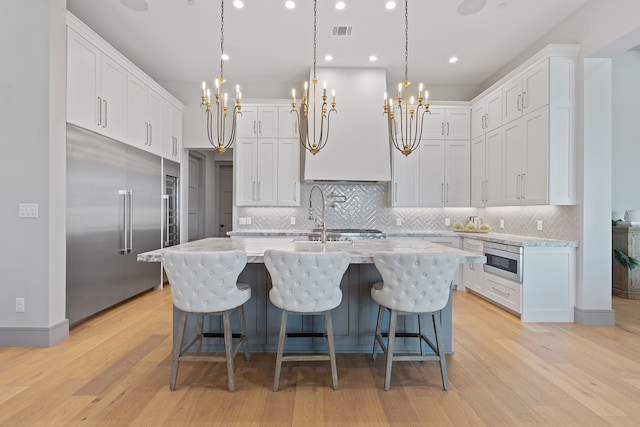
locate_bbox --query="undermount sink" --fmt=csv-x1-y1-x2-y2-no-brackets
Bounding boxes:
307,229,385,241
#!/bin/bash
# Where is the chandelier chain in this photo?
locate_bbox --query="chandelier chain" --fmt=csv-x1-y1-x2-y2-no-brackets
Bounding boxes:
220,0,225,79
313,0,317,79
404,0,408,82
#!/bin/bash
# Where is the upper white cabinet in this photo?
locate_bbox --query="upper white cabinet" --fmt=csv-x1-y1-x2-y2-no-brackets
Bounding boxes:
67,27,126,141
423,108,470,140
502,60,549,125
470,45,578,207
66,12,184,161
471,89,502,139
235,103,300,206
278,106,299,138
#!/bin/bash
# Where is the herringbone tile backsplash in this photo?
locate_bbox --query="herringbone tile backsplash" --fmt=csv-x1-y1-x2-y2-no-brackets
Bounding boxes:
237,183,579,242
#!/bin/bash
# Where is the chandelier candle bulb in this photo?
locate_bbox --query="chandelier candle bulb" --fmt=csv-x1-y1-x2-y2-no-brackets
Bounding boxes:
332,89,335,103
206,88,211,104
202,81,206,96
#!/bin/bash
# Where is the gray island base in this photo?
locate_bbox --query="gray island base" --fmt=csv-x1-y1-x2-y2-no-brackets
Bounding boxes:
138,238,485,354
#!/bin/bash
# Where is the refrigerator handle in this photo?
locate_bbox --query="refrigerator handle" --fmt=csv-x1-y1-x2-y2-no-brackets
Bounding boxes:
119,190,128,254
128,191,133,253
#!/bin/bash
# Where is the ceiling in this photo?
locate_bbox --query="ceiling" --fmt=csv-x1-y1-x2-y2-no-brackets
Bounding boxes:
66,0,589,99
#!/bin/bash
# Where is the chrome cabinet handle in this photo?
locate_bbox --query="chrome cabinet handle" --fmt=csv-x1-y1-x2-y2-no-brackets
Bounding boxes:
253,120,257,134
485,114,489,129
145,122,149,145
517,94,522,111
103,99,108,128
252,181,256,201
97,97,102,126
447,122,450,136
522,92,527,110
441,122,444,136
446,183,449,203
394,182,398,202
516,174,521,199
521,173,526,200
149,124,152,145
257,181,261,201
259,121,263,134
295,120,298,135
441,183,444,202
293,181,298,202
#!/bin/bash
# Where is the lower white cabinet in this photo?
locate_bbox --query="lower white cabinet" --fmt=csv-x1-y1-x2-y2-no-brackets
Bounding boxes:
462,238,484,293
483,272,522,314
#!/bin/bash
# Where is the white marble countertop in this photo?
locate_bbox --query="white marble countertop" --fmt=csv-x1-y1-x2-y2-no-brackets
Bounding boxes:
227,229,578,248
137,237,487,264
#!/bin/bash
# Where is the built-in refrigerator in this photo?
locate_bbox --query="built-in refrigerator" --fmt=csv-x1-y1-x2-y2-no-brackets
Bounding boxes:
66,124,161,325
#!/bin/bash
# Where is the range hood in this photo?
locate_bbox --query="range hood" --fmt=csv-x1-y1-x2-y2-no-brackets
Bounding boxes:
302,67,391,182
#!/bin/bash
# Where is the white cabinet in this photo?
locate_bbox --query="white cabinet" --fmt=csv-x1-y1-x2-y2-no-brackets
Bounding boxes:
235,103,300,206
67,27,126,141
423,108,470,140
483,272,522,314
163,103,182,161
471,128,504,207
471,89,502,139
391,149,420,207
278,106,299,138
126,74,164,156
461,238,484,293
502,60,549,125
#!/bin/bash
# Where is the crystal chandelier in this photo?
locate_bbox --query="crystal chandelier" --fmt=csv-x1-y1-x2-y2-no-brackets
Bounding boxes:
290,0,336,155
200,0,241,153
383,0,430,156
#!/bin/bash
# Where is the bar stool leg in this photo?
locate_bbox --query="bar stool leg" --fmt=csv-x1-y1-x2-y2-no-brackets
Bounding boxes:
195,313,204,355
418,313,426,357
371,305,385,361
433,311,448,390
324,311,339,390
223,311,235,392
273,310,288,391
384,309,398,391
170,310,187,391
237,305,251,361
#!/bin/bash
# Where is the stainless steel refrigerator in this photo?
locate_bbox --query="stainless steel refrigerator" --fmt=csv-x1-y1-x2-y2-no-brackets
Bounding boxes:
66,124,161,325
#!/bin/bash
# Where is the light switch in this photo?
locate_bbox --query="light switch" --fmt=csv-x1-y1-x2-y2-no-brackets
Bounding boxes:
19,204,39,218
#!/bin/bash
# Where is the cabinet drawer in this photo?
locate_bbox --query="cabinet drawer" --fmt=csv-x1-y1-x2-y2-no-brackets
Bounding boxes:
463,238,483,253
484,273,521,314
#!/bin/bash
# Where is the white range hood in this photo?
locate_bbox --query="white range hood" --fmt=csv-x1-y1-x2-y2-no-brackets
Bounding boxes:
303,67,391,182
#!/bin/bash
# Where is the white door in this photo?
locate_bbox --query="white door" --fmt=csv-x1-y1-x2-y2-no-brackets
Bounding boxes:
391,148,420,207
146,89,164,156
218,164,233,237
502,76,523,125
237,106,258,137
235,138,257,205
423,108,446,139
522,60,549,115
67,29,100,133
256,138,278,205
278,106,299,138
445,140,470,206
419,140,445,206
485,89,503,132
188,153,205,241
99,54,127,141
471,102,486,140
445,109,471,140
258,107,278,137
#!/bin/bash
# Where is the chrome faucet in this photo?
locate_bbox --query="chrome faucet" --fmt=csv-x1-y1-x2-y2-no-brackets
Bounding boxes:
308,184,326,243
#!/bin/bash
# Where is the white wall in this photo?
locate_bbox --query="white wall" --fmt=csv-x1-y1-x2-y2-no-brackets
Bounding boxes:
611,51,640,219
0,0,68,346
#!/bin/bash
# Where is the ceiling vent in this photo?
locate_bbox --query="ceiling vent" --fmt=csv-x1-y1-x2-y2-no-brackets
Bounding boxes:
331,25,353,37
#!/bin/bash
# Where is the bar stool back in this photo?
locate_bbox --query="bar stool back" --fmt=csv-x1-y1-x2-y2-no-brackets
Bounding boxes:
264,249,350,391
162,249,251,392
371,252,460,390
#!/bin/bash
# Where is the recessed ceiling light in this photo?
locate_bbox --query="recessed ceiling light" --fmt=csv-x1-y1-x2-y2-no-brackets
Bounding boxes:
449,56,459,64
385,1,396,10
285,1,295,9
335,1,346,10
369,55,378,62
497,2,508,9
457,0,487,16
325,54,333,61
221,53,229,61
120,0,149,11
233,0,244,8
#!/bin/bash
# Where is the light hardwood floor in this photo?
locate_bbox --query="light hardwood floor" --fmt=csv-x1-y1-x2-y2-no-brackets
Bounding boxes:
1,288,639,426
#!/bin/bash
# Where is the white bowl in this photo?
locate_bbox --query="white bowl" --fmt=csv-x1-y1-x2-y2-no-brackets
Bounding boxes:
624,210,640,221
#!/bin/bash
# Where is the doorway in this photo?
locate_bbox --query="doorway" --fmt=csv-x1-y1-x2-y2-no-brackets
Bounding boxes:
188,152,205,241
216,162,233,237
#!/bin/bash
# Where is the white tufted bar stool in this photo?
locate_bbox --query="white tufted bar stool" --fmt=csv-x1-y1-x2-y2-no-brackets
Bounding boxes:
264,249,350,391
371,252,460,391
162,249,251,392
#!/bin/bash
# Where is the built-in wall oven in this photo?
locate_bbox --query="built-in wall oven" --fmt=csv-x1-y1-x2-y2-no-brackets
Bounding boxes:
483,242,523,283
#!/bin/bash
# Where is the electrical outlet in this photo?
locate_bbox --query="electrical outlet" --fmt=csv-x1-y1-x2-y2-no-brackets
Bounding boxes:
499,219,505,229
444,218,451,226
396,218,402,226
537,220,543,231
16,298,25,313
19,204,38,218
239,217,247,225
290,217,296,225
246,217,252,225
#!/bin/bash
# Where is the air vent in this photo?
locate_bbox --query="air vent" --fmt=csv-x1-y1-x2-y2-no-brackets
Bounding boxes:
331,25,353,37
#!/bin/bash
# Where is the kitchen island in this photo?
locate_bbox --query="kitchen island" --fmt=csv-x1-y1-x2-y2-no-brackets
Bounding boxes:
138,237,485,353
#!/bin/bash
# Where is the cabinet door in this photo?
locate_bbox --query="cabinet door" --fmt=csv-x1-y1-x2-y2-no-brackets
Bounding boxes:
419,140,445,206
235,138,257,205
445,140,470,207
126,74,148,150
445,109,470,140
162,104,182,161
471,102,486,139
391,147,420,207
278,106,299,138
521,106,549,205
522,60,549,115
277,138,300,206
256,138,278,205
99,54,127,141
423,108,445,139
258,107,278,137
171,106,183,162
471,135,486,207
67,28,100,132
237,106,258,137
502,76,523,125
503,119,525,205
146,89,164,156
485,89,503,132
485,128,504,206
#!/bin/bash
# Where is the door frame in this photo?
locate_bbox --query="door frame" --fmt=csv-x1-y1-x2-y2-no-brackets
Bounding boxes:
214,160,233,237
